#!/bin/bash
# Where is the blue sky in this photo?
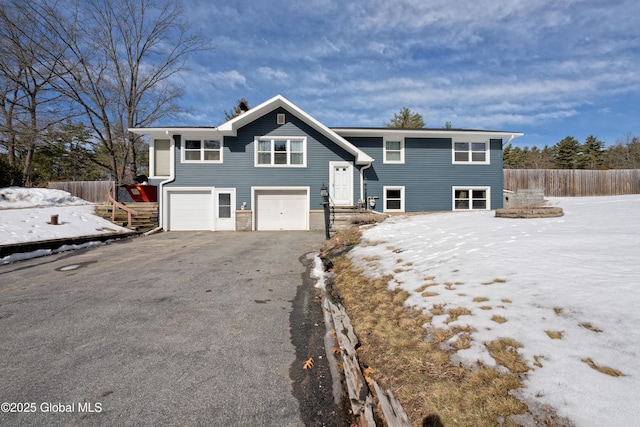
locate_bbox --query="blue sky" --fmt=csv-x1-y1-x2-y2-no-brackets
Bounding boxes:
171,0,640,148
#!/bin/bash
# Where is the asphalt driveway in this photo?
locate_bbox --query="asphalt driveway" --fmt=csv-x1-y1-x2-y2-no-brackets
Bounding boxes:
0,231,336,426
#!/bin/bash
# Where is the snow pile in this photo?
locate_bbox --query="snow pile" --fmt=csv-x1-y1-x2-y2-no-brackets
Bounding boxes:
0,187,132,263
348,196,640,426
0,186,88,209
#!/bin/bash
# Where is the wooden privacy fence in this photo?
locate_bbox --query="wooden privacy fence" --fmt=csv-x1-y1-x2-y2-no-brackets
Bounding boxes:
48,181,115,203
504,169,640,197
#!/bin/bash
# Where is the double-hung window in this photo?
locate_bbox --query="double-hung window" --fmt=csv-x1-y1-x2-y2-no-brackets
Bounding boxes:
453,140,489,164
384,139,404,164
256,137,306,167
183,139,222,163
383,186,405,212
453,187,490,210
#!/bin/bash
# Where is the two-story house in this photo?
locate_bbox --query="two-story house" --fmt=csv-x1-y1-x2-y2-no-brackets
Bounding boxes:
128,95,522,231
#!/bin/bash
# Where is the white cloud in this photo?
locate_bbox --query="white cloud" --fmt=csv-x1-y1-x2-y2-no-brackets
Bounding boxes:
258,67,288,81
210,70,247,87
173,0,640,142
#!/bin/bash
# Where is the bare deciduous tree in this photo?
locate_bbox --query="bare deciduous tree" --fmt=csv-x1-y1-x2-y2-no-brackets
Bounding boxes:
33,0,209,184
0,0,68,185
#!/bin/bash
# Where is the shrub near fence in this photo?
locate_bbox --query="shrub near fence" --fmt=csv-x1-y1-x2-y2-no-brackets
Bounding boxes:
504,169,640,197
48,181,115,203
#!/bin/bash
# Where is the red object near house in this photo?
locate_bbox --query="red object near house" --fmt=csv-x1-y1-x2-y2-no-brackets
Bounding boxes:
125,185,157,202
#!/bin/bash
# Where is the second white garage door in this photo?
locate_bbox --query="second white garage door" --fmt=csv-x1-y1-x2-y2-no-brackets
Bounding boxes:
168,190,212,231
254,189,308,230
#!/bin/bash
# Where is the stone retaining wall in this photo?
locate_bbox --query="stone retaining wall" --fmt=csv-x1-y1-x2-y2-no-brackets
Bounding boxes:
504,189,545,208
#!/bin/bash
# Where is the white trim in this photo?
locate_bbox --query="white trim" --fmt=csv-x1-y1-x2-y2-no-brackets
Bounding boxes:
383,138,405,164
254,136,307,167
452,186,491,211
332,127,524,141
383,186,405,212
217,95,374,165
181,138,223,163
164,187,215,231
329,161,354,206
251,186,310,231
452,139,490,164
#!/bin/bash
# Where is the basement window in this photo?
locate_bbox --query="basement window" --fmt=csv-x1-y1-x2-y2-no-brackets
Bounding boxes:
453,187,490,210
383,186,405,212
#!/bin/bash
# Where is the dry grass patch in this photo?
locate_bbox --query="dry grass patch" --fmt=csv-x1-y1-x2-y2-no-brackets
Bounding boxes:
492,315,508,324
553,307,563,315
446,307,473,324
485,338,530,374
453,333,472,350
330,254,532,426
545,330,564,339
359,239,385,247
430,304,446,316
533,355,546,368
415,282,438,292
480,306,492,311
473,297,489,303
579,322,603,333
483,278,508,285
582,358,625,377
421,291,439,297
361,255,380,262
502,298,512,304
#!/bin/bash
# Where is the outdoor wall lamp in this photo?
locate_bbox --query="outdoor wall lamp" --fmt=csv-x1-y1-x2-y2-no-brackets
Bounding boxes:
320,184,329,198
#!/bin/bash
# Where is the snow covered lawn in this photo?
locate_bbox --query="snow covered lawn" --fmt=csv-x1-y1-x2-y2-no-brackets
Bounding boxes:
348,195,640,426
1,187,132,263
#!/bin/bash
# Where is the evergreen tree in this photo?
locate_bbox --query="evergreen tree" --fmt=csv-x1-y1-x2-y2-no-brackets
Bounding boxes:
604,134,640,169
386,107,425,128
224,99,250,121
579,135,605,169
554,136,581,169
0,153,22,186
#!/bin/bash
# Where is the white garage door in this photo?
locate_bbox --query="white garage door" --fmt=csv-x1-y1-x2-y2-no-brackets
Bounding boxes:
255,189,308,230
168,190,212,231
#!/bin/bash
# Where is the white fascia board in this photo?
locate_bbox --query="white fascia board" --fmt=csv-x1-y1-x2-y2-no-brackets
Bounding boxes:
332,128,524,141
217,95,374,165
128,127,224,140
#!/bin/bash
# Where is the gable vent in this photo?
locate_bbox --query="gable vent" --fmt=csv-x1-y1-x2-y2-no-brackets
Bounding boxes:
277,113,285,125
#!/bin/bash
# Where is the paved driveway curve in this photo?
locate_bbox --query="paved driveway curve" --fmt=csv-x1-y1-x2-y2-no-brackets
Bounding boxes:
0,231,325,426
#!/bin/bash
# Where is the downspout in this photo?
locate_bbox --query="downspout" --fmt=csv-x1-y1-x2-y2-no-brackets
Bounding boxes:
359,162,372,206
145,130,176,236
502,134,516,150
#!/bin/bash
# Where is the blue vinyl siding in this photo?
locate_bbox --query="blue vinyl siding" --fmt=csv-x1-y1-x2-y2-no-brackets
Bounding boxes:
165,107,359,209
350,137,504,211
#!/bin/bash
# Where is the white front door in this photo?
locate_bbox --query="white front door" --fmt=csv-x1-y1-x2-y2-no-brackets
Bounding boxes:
330,161,353,206
214,188,235,231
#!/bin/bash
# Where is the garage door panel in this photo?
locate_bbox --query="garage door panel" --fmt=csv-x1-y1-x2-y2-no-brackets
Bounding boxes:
168,191,212,231
255,189,308,231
